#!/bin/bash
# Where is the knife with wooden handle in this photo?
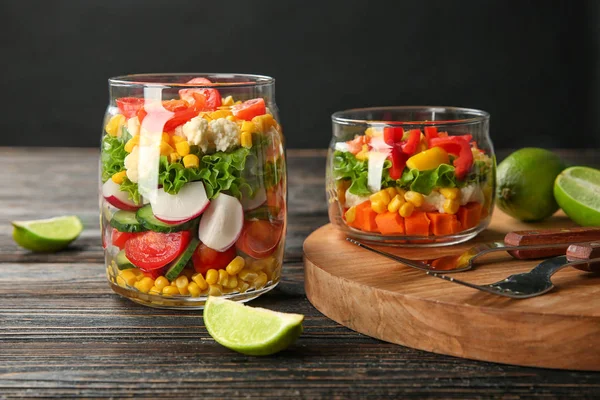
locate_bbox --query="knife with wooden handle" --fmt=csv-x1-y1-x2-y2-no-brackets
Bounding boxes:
504,227,600,259
566,242,600,272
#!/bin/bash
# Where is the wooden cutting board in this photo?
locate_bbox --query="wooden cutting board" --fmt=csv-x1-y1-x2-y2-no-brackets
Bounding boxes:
303,209,600,371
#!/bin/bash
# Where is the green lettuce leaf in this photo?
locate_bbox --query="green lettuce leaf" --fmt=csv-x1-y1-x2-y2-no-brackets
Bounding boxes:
332,150,394,196
119,178,141,204
100,134,128,183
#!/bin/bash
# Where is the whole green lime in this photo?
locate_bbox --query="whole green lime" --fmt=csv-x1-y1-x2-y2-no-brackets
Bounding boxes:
496,148,566,222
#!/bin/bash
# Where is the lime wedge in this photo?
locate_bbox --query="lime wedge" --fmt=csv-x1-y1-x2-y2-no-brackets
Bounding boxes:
554,166,600,226
204,297,304,356
12,216,84,252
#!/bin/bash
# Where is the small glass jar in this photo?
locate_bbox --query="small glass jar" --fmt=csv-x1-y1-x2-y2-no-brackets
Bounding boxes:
327,106,495,246
100,74,286,309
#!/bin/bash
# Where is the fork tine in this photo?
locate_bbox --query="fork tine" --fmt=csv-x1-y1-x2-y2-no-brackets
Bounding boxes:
425,271,521,297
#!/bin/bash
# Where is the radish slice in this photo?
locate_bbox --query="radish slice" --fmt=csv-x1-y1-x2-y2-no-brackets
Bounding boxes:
198,193,244,252
150,181,210,223
367,150,390,193
102,179,141,211
241,187,267,211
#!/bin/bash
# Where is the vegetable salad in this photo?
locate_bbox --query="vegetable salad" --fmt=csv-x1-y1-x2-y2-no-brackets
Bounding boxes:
331,126,493,237
101,77,285,299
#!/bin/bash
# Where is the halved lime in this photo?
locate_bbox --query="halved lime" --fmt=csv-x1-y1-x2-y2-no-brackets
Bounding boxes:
554,166,600,226
12,216,84,252
204,296,303,356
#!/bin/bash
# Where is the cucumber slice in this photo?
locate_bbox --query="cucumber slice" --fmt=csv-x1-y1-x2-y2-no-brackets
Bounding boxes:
136,204,197,233
115,249,136,270
165,238,200,281
110,210,145,232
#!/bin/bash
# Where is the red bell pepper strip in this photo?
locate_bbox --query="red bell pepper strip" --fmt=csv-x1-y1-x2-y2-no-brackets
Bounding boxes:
383,127,404,145
424,126,439,146
400,129,421,155
429,136,474,179
387,147,409,180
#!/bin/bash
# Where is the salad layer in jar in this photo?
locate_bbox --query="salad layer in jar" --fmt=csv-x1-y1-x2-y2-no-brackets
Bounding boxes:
329,125,493,241
100,77,285,302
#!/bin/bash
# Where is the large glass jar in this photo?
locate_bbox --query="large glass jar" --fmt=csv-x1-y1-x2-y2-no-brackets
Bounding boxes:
327,106,495,246
101,74,286,309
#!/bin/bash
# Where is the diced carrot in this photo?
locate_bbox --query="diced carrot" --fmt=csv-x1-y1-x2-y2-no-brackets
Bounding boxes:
375,212,405,235
457,202,483,230
404,210,430,236
349,201,379,232
427,212,463,236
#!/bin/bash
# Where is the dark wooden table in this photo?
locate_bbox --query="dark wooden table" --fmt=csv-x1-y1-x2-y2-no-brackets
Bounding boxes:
1,147,600,399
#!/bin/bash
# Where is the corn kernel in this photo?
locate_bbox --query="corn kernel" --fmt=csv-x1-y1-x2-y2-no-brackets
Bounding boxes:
221,95,234,106
159,141,175,156
161,132,172,145
205,269,219,285
371,201,387,214
208,284,223,296
226,256,245,275
111,171,127,185
120,269,137,286
183,154,200,168
345,206,357,224
169,152,181,163
175,276,189,289
385,187,397,199
370,190,391,206
175,141,190,157
225,275,238,289
148,286,160,295
355,144,369,161
177,285,190,295
188,282,201,297
364,127,380,137
154,276,169,290
209,110,232,119
399,202,415,218
241,131,253,149
443,198,460,215
105,114,126,136
249,260,266,272
226,115,237,122
191,273,208,290
241,121,255,132
171,135,186,144
237,280,250,293
387,194,405,213
124,135,139,153
218,269,229,286
239,268,258,282
395,187,406,197
254,272,268,289
404,191,424,207
162,285,180,295
439,187,460,200
134,277,155,293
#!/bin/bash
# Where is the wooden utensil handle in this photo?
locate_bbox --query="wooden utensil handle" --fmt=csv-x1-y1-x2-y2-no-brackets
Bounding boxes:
504,227,600,259
567,242,600,272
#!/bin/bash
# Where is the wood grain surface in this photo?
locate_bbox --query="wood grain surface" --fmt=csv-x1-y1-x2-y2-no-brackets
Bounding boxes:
304,211,600,371
1,147,600,399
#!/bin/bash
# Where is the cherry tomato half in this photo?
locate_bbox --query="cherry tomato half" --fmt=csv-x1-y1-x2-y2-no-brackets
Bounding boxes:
236,219,283,259
231,98,266,121
116,97,145,118
192,243,237,275
125,231,191,271
111,229,137,250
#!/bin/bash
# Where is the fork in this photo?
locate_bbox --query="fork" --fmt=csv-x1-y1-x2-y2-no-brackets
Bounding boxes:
427,242,600,298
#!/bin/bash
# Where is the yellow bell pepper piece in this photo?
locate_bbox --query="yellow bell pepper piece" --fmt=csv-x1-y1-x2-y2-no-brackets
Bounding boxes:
406,146,449,171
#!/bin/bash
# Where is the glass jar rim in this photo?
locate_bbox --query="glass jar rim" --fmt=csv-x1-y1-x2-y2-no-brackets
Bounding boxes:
332,106,490,126
108,73,275,88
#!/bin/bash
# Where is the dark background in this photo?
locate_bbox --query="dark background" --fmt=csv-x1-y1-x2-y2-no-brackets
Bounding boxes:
2,0,599,149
